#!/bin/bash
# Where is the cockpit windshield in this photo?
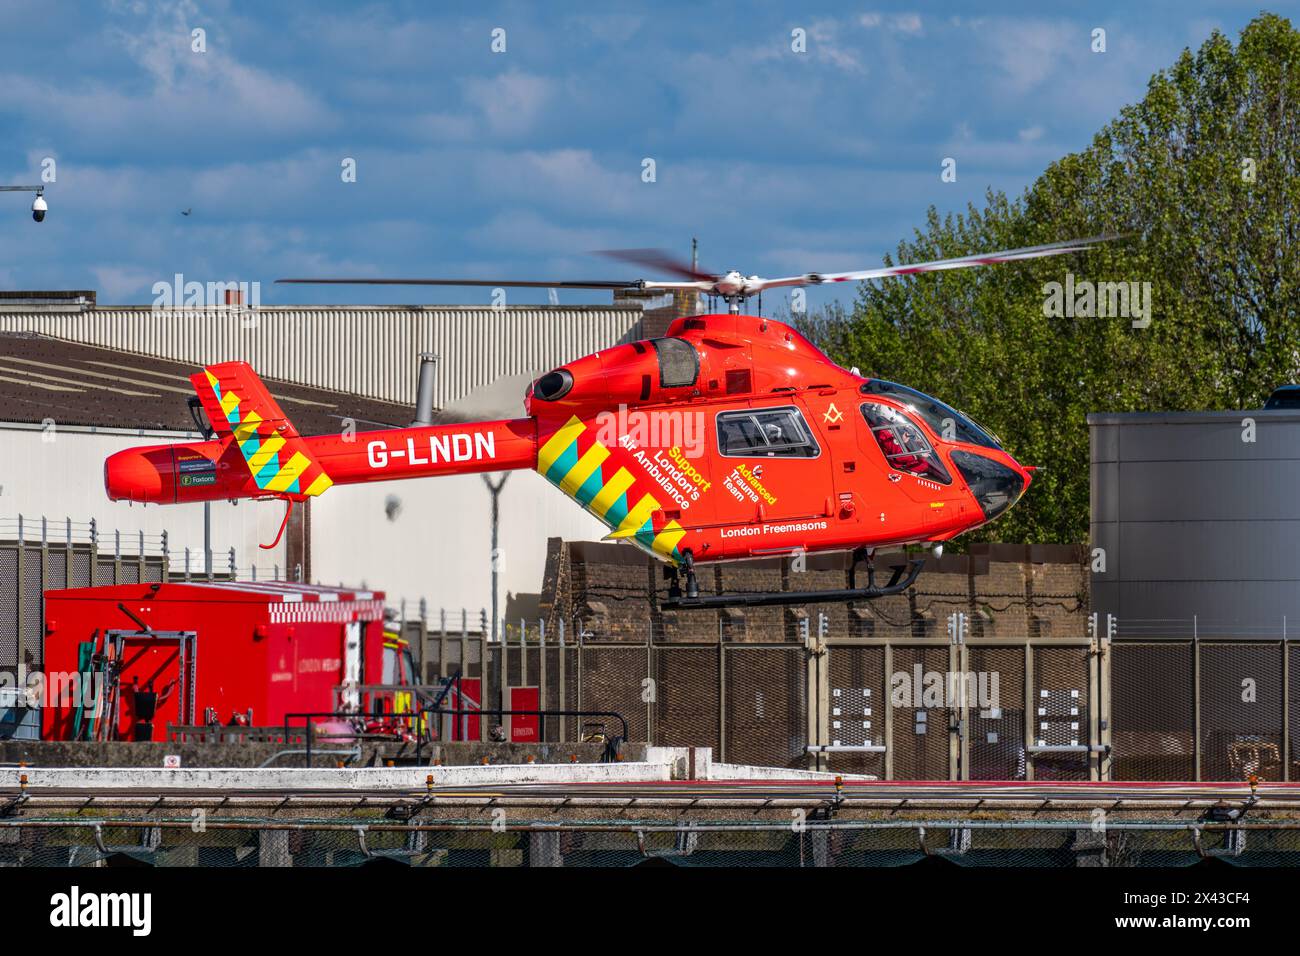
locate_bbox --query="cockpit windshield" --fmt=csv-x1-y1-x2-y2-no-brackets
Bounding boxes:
860,380,1002,449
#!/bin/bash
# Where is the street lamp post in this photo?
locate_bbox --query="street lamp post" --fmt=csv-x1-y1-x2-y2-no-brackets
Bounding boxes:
482,472,510,644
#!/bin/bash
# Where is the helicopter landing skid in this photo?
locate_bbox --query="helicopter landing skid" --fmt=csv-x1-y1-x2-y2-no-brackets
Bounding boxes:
661,555,925,610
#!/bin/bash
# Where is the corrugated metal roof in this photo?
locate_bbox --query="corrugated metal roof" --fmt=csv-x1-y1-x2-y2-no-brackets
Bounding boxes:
0,303,644,406
0,332,413,433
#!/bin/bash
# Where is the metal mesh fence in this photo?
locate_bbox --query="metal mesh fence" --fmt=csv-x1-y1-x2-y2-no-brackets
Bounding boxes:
1199,642,1284,782
377,627,1113,778
653,645,720,753
0,539,169,672
826,645,885,778
891,645,952,779
68,549,91,588
1111,641,1194,780
45,551,66,599
10,520,1300,786
1110,640,1297,783
94,557,115,585
969,645,1026,780
1032,645,1090,781
0,549,16,668
1291,645,1300,779
724,646,807,768
1,819,1295,868
579,645,650,744
19,549,40,665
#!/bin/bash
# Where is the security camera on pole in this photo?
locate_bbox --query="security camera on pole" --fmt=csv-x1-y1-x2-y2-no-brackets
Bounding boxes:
0,185,49,221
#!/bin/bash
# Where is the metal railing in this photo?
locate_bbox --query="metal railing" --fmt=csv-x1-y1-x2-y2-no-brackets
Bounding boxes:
0,815,1294,867
417,708,630,763
282,711,425,768
281,706,630,767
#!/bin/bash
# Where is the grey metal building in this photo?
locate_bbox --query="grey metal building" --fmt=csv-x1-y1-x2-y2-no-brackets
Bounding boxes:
1090,409,1300,780
1090,408,1300,635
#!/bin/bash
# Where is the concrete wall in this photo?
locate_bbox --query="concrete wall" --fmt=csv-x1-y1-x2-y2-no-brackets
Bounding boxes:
0,739,633,768
1089,409,1300,634
5,761,671,790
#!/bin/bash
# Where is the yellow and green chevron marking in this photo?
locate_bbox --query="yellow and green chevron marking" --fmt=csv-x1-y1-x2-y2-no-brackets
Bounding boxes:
537,415,686,563
204,370,332,497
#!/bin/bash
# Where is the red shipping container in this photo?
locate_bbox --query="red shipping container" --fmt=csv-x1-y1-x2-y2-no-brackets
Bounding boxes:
41,581,386,742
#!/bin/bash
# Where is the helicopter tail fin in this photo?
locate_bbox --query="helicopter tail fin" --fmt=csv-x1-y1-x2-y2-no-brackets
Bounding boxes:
189,362,333,497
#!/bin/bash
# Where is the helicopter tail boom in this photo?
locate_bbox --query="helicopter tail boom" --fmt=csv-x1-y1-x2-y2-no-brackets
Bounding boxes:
105,417,537,505
105,362,538,505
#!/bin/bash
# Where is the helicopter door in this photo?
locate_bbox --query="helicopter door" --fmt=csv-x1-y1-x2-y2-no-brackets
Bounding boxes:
854,401,956,533
714,402,830,528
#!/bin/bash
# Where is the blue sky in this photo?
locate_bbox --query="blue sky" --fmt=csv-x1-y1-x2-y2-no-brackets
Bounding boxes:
0,1,1273,311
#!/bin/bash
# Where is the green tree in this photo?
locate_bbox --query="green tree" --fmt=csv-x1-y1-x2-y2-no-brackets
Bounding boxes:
802,13,1300,545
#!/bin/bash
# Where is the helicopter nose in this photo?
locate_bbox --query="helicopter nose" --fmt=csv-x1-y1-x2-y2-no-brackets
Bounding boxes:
950,450,1027,521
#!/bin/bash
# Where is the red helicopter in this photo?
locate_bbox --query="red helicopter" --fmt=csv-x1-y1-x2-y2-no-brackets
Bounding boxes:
104,238,1106,608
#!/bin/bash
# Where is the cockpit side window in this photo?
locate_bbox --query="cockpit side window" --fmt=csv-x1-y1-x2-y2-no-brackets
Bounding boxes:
651,337,699,388
861,402,952,483
717,406,820,458
859,379,1002,449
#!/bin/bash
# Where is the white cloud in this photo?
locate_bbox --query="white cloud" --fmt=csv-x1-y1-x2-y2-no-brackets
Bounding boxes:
0,0,333,149
464,71,555,136
90,264,158,300
941,125,1072,171
807,19,867,73
567,13,646,45
894,14,924,35
981,19,1076,92
466,210,621,255
858,13,924,35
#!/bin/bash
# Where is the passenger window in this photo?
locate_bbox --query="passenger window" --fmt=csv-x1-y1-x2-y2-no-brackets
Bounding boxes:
861,403,951,483
651,337,699,388
716,407,820,458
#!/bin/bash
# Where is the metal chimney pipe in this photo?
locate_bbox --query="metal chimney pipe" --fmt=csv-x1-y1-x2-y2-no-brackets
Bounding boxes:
411,353,438,426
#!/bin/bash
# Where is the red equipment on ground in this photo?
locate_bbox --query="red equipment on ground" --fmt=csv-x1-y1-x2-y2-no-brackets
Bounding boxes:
41,581,386,742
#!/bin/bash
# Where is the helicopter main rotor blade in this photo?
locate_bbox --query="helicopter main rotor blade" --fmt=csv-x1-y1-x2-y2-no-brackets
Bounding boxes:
642,280,718,292
276,278,642,290
594,248,717,282
276,236,1118,302
750,235,1118,293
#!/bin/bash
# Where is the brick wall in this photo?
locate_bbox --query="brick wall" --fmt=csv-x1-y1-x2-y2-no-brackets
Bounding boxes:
539,538,1090,642
614,288,700,339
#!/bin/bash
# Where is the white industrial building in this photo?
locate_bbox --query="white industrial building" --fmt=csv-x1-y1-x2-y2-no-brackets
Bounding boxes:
0,294,653,615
